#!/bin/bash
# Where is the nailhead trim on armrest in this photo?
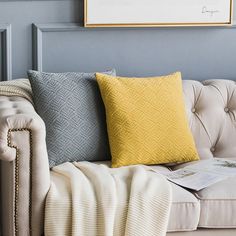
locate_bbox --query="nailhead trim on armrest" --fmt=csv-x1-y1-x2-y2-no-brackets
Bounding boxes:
7,128,33,236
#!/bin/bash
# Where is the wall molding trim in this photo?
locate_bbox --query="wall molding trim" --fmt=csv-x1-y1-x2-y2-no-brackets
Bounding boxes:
32,23,85,71
0,24,12,81
32,23,236,72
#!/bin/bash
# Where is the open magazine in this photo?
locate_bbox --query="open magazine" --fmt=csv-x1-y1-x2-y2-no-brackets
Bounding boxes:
151,158,236,191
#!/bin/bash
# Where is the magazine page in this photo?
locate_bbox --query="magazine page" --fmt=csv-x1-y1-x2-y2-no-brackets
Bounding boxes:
186,158,236,176
151,158,236,191
162,168,227,191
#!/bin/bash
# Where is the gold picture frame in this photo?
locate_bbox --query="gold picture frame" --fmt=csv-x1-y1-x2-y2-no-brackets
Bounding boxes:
84,0,233,28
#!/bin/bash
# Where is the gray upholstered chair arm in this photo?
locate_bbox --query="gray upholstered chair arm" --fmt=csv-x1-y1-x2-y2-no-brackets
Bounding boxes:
0,96,50,236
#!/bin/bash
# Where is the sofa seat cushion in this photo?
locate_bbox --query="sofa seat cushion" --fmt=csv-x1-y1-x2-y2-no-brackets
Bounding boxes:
196,176,236,228
150,166,200,232
167,182,200,232
172,158,236,228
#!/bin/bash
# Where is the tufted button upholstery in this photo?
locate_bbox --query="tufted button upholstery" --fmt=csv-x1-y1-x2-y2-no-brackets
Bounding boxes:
0,96,41,162
183,80,236,160
210,147,215,153
224,107,229,113
0,96,34,114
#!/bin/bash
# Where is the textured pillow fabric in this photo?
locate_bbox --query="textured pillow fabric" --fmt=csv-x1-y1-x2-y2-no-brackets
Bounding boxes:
96,72,199,168
28,69,116,167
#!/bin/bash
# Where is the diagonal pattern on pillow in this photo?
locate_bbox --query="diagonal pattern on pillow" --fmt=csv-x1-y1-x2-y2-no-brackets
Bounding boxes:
28,70,116,167
96,72,199,168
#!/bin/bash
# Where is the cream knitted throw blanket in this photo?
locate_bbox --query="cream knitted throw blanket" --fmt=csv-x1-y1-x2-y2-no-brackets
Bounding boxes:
45,161,172,236
0,79,33,103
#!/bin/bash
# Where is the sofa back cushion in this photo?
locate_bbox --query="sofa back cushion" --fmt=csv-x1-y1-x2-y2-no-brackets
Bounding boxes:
28,70,115,167
183,79,236,160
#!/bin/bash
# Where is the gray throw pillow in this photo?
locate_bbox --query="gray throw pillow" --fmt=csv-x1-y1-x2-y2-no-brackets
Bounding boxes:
28,69,116,167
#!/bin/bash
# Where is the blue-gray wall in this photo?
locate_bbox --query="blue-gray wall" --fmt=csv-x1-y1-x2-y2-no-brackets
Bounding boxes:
0,0,236,81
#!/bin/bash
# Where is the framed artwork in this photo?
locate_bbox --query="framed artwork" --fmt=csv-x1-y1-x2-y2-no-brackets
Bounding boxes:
84,0,233,27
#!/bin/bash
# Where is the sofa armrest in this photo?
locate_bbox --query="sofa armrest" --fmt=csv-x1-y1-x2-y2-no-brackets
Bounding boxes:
0,96,50,236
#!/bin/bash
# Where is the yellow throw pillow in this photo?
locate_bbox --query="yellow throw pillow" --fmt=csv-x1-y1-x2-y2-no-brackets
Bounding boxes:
96,72,199,168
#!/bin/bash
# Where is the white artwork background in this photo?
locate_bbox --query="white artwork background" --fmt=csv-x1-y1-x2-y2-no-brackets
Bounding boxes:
86,0,232,25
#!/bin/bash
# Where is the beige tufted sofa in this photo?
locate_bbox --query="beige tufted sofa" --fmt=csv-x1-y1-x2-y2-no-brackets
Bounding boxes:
1,79,236,236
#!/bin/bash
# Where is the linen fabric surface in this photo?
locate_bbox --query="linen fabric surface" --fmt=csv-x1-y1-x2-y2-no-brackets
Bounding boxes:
96,72,199,168
45,161,172,236
28,69,115,167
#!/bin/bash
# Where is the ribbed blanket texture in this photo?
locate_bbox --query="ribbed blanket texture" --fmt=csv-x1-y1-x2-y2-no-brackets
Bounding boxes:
45,161,172,236
0,79,33,103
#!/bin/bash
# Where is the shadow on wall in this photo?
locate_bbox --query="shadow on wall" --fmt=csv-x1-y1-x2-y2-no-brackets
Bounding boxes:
234,3,236,25
70,0,84,23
